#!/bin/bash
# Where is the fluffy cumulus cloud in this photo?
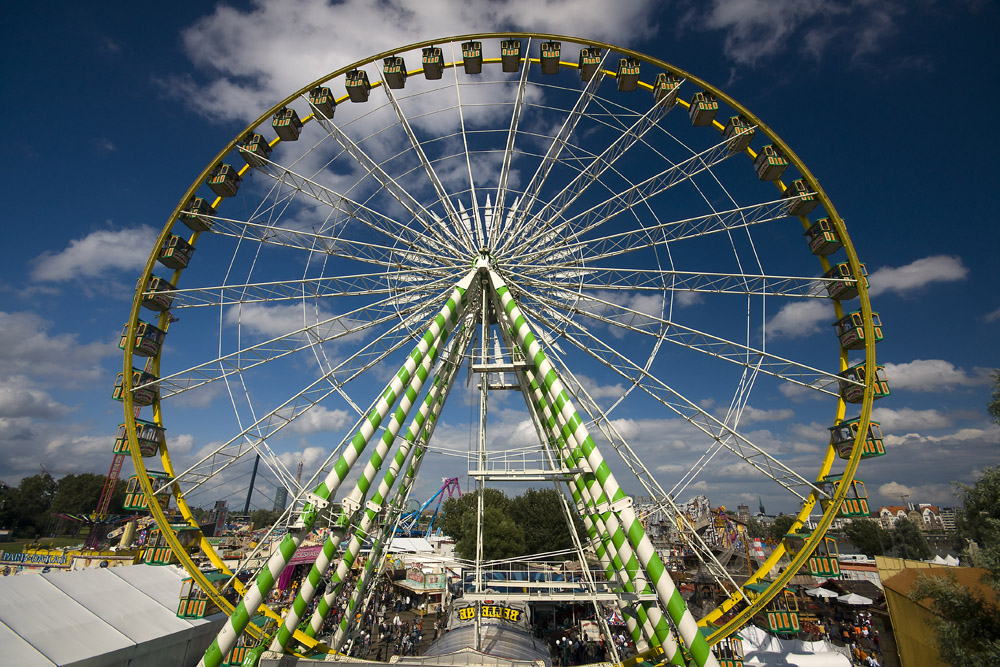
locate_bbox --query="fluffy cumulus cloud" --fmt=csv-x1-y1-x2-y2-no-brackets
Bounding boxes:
868,255,968,297
288,405,351,435
766,300,832,338
0,311,116,384
166,0,661,123
871,406,952,431
690,0,905,66
31,226,158,282
882,359,991,392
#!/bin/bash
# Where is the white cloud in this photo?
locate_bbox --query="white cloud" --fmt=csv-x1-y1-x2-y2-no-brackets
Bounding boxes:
31,226,158,282
731,405,794,425
868,255,967,297
168,0,660,123
984,307,1000,323
0,382,69,419
882,359,991,392
570,374,627,401
694,0,903,66
289,405,351,435
766,299,832,338
877,481,914,501
871,406,952,431
0,311,116,384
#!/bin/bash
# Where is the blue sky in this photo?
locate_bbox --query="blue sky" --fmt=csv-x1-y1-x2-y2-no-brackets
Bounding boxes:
2,0,998,518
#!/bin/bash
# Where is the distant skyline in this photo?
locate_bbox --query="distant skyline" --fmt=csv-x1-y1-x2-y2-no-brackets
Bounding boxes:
2,0,998,516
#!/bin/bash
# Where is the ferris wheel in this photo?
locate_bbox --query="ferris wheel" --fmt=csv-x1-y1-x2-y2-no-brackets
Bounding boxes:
118,32,886,667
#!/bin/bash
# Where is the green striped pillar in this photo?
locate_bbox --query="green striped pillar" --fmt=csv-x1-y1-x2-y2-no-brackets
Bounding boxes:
306,326,467,640
524,371,677,661
270,323,446,652
331,329,464,650
488,269,718,667
197,272,474,667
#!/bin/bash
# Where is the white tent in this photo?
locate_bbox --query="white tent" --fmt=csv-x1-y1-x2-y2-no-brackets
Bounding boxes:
805,587,839,598
837,592,873,606
739,624,851,666
0,564,225,666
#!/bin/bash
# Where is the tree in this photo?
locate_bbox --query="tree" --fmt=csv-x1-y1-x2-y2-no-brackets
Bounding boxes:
843,518,890,557
508,488,583,557
51,473,126,515
889,517,931,560
955,465,1000,552
769,514,797,543
745,518,768,539
908,466,1000,665
989,369,1000,425
249,508,282,529
440,489,523,560
4,474,58,537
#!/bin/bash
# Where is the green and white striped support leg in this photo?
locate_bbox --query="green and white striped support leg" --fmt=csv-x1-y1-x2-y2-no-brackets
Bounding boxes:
332,352,458,650
490,270,718,667
271,334,445,652
332,348,460,650
525,373,670,658
521,373,652,648
306,334,463,640
198,273,474,667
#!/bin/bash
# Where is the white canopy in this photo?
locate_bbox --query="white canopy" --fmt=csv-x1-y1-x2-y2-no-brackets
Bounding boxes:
0,564,225,666
805,587,839,598
837,592,873,605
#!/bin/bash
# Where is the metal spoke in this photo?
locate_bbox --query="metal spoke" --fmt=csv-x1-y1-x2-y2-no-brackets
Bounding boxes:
519,301,826,500
158,270,457,309
153,294,435,398
519,280,850,395
505,266,832,299
504,73,678,253
513,198,798,266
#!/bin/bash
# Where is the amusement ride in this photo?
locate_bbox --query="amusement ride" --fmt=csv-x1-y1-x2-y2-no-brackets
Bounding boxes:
113,32,887,667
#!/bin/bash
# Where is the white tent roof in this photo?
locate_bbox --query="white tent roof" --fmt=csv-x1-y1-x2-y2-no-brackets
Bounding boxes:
0,564,225,667
740,624,851,666
388,537,435,553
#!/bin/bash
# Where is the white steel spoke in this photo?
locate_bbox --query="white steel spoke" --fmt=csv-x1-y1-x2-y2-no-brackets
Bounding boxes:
491,40,532,247
248,152,448,253
508,266,832,299
153,294,435,398
380,76,466,255
204,213,457,270
515,198,797,266
167,310,433,497
519,281,851,394
159,270,457,309
312,110,474,253
519,302,826,500
520,132,742,257
505,74,677,252
501,54,609,250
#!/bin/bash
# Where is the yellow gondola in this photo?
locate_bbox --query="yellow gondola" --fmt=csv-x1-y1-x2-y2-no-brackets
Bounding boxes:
540,41,560,75
206,163,241,197
820,474,870,517
345,69,370,102
838,361,889,404
179,197,217,232
461,41,482,74
830,417,885,460
833,310,883,350
308,86,335,119
238,132,272,168
723,115,754,152
804,217,842,255
578,47,600,81
271,107,301,142
112,368,158,406
422,46,443,79
113,418,164,457
383,56,407,89
823,262,868,300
